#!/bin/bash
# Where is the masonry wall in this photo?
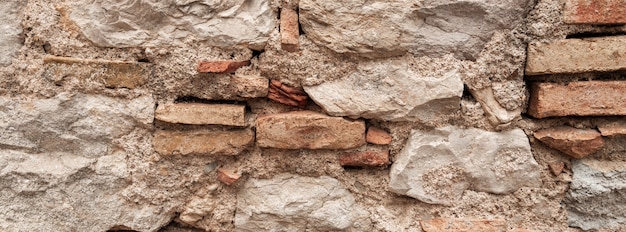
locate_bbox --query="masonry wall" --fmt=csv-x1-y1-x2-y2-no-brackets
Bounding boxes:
1,0,626,231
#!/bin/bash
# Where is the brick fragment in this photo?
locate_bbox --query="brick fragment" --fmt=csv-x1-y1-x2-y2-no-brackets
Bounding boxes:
534,126,604,159
549,162,565,176
268,80,308,107
280,7,299,52
526,36,626,75
598,121,626,137
197,60,250,73
256,111,365,149
155,103,245,126
153,129,254,156
528,81,626,118
187,74,268,100
420,218,506,232
43,56,149,89
564,0,626,25
340,150,389,167
217,168,240,185
366,127,392,145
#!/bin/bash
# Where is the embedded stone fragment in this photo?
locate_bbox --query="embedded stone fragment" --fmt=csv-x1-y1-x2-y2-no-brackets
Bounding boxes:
566,159,626,231
598,121,626,137
197,60,250,73
563,0,626,25
155,103,245,126
299,0,531,59
526,36,626,75
549,162,565,176
217,168,240,185
533,127,604,159
366,127,392,145
67,0,275,49
340,150,390,168
420,218,506,232
256,111,365,149
469,87,523,125
235,173,371,231
389,126,540,205
43,56,150,89
0,1,23,66
268,80,308,108
528,81,626,118
153,129,254,156
280,7,299,52
186,74,269,100
304,60,463,122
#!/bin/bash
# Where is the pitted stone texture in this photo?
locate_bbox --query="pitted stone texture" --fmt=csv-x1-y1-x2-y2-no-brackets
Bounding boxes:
155,103,246,126
185,74,269,100
235,174,371,231
533,126,604,159
0,0,23,66
67,0,275,50
256,111,366,149
299,0,530,59
304,60,463,122
390,126,540,205
566,159,626,231
0,94,171,232
153,129,254,156
420,218,506,232
564,0,626,25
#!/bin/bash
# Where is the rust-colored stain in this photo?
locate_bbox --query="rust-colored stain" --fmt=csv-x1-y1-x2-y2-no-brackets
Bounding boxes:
566,0,626,24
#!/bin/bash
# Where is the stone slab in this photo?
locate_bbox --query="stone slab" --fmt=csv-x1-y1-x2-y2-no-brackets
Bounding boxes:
564,0,626,25
186,74,268,100
43,56,150,89
155,103,245,126
153,129,254,156
0,0,23,66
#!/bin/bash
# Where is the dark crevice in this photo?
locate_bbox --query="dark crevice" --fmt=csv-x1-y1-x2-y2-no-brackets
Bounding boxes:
566,31,626,39
251,50,263,59
137,58,150,63
174,96,245,106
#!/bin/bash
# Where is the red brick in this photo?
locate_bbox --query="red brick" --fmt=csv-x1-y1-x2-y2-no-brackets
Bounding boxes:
340,150,389,167
268,80,308,108
197,60,250,73
534,126,604,159
528,81,626,118
217,168,240,185
420,218,506,232
153,129,254,156
366,127,392,145
281,7,299,52
564,0,626,25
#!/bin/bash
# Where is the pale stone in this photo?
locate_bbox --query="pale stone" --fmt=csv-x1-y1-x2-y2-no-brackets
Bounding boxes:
304,60,463,122
299,0,531,59
234,173,371,231
155,103,246,126
0,0,23,66
67,0,276,50
43,56,150,89
534,126,604,159
153,129,254,156
420,218,506,232
469,87,522,125
566,159,626,231
389,126,540,205
256,111,366,149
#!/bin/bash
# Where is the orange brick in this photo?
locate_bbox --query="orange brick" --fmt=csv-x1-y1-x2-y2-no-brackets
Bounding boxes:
197,60,250,73
564,0,626,25
534,126,604,159
340,150,389,167
217,168,240,185
280,7,299,52
366,127,392,145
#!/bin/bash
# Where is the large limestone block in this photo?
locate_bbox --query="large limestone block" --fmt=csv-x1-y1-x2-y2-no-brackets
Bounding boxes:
566,159,626,231
67,0,276,49
0,0,23,66
390,126,540,205
235,173,371,231
304,60,463,122
299,0,530,58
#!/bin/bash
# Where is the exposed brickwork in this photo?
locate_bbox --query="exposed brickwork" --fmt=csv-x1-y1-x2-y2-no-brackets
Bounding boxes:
340,150,389,167
256,111,365,149
155,103,246,126
420,218,506,232
197,60,250,73
598,121,626,137
268,80,308,107
534,126,604,159
280,7,299,52
153,129,254,156
43,56,149,89
366,127,392,145
528,81,626,118
217,168,240,185
525,36,626,75
564,0,626,25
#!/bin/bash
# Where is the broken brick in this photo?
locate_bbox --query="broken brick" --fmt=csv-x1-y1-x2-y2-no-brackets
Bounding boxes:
197,60,250,73
268,80,308,108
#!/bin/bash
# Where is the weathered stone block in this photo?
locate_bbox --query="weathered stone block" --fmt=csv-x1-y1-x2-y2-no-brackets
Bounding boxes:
420,218,506,232
340,150,389,168
153,129,254,156
0,0,23,66
197,60,250,73
564,0,626,25
534,126,604,159
599,121,626,137
256,111,365,149
528,81,626,118
526,36,626,75
187,74,269,100
280,7,299,52
43,56,150,89
389,126,540,205
155,103,245,126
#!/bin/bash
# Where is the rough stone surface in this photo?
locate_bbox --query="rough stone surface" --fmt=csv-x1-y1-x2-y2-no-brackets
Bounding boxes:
528,81,626,118
598,121,626,137
533,126,604,159
304,60,463,122
0,93,171,231
197,61,250,73
526,36,626,75
0,0,23,66
268,80,308,108
366,127,393,145
566,159,626,231
185,74,269,100
299,0,531,59
153,129,254,156
280,7,299,52
234,173,371,231
217,168,240,185
469,87,523,125
66,0,275,49
43,56,150,89
155,103,246,126
340,150,390,168
390,126,540,205
549,162,565,176
420,218,506,232
563,0,626,25
256,111,366,149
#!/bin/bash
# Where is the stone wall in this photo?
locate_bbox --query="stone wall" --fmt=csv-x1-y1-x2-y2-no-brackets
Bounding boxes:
0,0,625,231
